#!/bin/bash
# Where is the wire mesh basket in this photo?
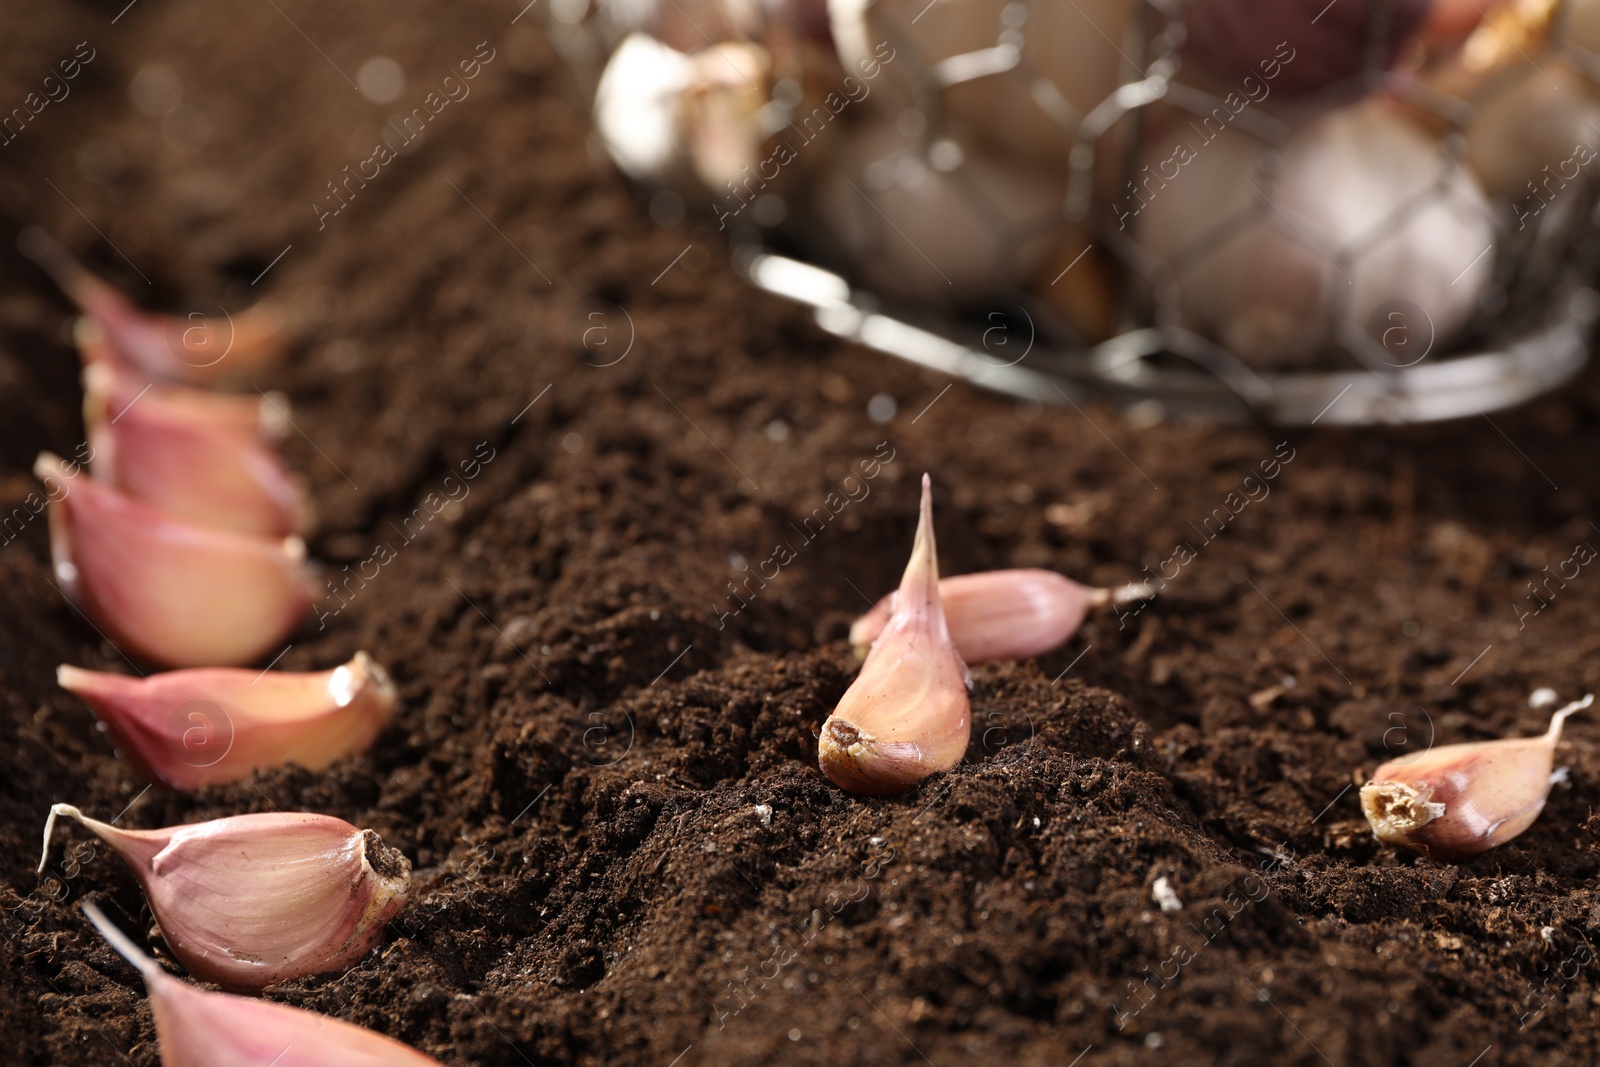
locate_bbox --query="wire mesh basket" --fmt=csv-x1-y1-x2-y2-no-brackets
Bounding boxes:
542,0,1600,424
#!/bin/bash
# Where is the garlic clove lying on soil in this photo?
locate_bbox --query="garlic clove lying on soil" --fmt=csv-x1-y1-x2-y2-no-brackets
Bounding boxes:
1360,694,1593,861
83,362,309,537
18,226,286,387
56,653,396,790
52,810,409,991
81,901,442,1064
848,568,1151,664
34,451,314,668
819,474,970,796
76,326,290,441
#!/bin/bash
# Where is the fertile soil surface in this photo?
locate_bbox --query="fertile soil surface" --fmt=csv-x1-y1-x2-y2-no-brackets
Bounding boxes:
5,3,1600,1066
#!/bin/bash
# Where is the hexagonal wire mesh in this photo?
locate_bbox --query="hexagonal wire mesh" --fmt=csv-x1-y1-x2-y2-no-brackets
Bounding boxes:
546,0,1600,423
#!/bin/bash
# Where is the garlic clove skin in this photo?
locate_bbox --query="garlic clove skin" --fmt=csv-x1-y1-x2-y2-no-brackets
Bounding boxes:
77,330,290,442
820,474,971,796
53,809,409,991
34,451,313,668
81,902,442,1063
56,653,396,790
83,362,309,537
848,568,1154,664
19,227,286,387
1359,695,1592,861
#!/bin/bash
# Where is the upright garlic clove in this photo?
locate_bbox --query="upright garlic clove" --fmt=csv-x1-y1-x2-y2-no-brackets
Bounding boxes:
19,227,286,387
849,568,1151,664
819,475,971,796
35,451,313,668
83,362,309,538
81,901,443,1063
51,810,409,991
56,653,396,790
77,328,290,442
1360,694,1593,861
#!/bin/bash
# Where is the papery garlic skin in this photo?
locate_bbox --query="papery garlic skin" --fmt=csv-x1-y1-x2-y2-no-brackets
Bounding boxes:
35,452,313,668
820,474,970,796
54,810,410,991
84,362,309,537
19,227,286,387
1360,695,1592,861
850,569,1100,664
82,902,443,1064
56,653,396,790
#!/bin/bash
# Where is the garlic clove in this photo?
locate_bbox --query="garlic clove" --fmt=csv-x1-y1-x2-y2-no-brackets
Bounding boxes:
683,42,773,194
849,568,1153,664
81,901,442,1063
19,227,286,387
34,451,313,668
83,362,310,537
56,653,396,790
77,323,290,442
53,810,409,991
819,474,971,796
1359,694,1593,861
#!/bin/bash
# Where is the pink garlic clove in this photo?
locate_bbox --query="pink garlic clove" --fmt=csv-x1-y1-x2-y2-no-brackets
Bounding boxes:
34,451,313,668
56,652,396,790
77,326,290,442
1360,694,1592,861
52,810,409,991
19,227,287,387
819,474,971,796
81,901,443,1063
82,362,310,537
849,568,1137,664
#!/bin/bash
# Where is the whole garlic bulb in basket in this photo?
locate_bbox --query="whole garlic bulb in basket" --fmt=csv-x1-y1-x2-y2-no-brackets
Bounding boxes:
810,118,1067,304
1136,96,1494,366
828,0,1141,168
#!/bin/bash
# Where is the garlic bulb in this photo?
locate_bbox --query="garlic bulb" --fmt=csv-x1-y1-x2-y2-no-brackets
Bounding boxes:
81,901,442,1063
811,118,1066,303
50,810,409,990
819,475,970,795
35,452,314,668
850,568,1151,664
1360,694,1592,860
1460,62,1600,202
1136,97,1493,366
829,0,1140,167
18,227,286,387
594,33,696,186
57,653,396,790
83,362,309,537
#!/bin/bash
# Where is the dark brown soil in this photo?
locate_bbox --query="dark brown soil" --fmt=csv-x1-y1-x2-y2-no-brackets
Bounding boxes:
5,3,1600,1065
